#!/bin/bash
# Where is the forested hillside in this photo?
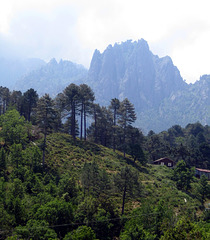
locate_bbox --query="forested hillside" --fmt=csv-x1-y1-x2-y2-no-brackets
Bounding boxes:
0,84,210,239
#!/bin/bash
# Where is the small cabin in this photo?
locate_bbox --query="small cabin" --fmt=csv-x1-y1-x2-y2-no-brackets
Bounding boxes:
153,157,174,167
195,168,210,180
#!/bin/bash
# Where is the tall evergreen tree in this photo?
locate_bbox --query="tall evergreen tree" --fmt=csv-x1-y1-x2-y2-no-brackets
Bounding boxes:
118,98,136,157
114,166,141,215
109,98,120,151
92,104,101,143
10,90,23,114
61,84,80,140
36,94,60,166
0,148,6,176
22,88,38,122
0,87,10,115
10,144,23,168
126,126,146,164
79,84,94,140
87,105,112,146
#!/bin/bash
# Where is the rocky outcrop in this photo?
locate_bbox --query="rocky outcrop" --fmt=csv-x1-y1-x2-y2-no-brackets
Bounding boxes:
87,39,210,133
87,39,187,110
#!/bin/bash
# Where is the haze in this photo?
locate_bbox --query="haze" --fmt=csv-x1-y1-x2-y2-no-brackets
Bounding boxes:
1,0,210,83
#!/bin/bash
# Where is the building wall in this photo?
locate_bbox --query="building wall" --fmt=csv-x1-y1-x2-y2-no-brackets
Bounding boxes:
195,169,210,180
154,159,174,167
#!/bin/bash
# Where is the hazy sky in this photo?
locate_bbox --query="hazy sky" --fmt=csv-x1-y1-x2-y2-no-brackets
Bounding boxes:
0,0,210,83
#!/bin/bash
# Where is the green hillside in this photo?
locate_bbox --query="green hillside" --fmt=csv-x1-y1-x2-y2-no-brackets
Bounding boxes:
1,124,210,239
45,133,200,211
0,93,209,239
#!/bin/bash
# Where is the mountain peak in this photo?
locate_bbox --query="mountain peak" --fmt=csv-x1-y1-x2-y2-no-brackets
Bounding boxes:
49,58,57,65
88,39,185,106
137,38,149,49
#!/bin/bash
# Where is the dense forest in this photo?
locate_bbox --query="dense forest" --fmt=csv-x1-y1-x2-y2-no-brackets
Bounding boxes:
0,84,210,239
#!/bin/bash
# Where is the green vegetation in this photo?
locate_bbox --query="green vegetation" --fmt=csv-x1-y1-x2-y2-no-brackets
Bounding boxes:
0,84,210,239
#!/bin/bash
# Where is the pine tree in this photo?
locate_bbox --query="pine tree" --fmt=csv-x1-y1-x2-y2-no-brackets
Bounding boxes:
88,105,112,146
61,84,80,140
109,98,120,151
79,84,94,140
0,148,6,176
0,87,10,115
92,104,101,143
10,144,23,168
36,94,59,166
22,88,38,122
10,90,23,113
118,98,136,157
126,126,146,164
114,166,141,215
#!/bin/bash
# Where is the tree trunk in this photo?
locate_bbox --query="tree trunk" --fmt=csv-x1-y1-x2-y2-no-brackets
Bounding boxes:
123,126,126,158
94,107,98,143
113,108,116,152
80,103,83,140
28,104,31,122
121,184,127,215
3,100,6,114
42,131,47,167
84,104,87,140
71,102,76,140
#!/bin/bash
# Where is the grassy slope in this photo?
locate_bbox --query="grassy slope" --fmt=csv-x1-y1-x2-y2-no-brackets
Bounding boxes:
44,133,202,215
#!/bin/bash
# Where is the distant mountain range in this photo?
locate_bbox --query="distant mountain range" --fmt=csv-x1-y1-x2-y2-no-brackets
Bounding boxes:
14,58,87,97
0,39,209,133
0,57,45,89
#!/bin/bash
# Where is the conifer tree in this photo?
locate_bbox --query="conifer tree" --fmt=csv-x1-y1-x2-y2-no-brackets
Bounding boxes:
88,105,112,146
36,94,59,166
109,98,120,151
126,126,146,164
22,88,38,122
114,166,140,215
10,144,23,168
0,87,10,115
0,148,6,176
10,90,23,113
79,84,94,140
92,103,101,143
118,98,136,157
61,84,80,140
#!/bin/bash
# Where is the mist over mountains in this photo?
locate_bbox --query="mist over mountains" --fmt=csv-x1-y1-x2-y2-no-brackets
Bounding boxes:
0,57,45,89
0,39,209,133
14,58,88,97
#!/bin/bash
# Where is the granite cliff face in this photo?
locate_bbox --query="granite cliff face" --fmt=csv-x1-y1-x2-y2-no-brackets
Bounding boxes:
87,39,187,111
87,39,210,132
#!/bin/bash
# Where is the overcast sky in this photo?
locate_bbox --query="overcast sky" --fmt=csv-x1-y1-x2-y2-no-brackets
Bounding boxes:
0,0,210,83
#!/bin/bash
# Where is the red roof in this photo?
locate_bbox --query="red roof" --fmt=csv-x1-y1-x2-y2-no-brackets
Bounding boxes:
154,158,174,163
196,168,210,173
